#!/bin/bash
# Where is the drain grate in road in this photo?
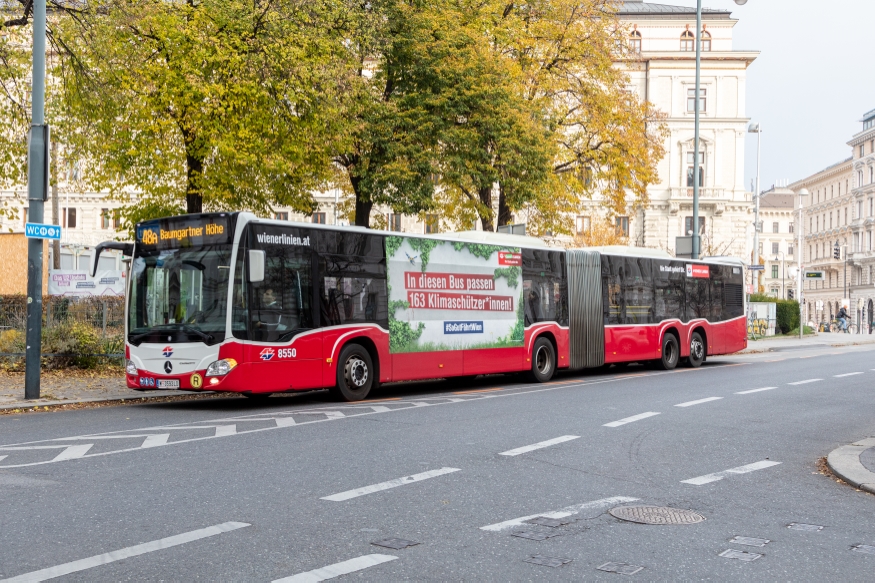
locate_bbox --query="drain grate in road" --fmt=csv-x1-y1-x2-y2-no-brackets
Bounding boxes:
524,555,572,568
852,544,875,555
597,562,644,575
512,530,560,541
371,538,420,550
525,517,571,528
719,549,763,562
730,536,770,547
788,523,823,532
609,505,705,525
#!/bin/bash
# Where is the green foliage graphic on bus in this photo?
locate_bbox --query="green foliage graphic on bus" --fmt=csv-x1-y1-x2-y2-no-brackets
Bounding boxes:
386,236,524,353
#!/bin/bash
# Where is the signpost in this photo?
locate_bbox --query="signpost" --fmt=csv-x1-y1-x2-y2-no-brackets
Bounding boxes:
804,270,825,281
748,264,764,271
24,222,62,241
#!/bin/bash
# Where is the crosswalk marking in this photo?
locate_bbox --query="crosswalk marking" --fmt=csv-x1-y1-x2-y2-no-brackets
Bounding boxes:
0,522,250,583
141,434,170,448
52,444,93,461
681,460,781,486
275,418,297,428
272,554,398,582
321,467,461,502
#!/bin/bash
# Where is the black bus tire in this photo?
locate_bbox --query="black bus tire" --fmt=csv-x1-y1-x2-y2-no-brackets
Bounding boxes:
243,392,273,400
687,331,705,368
529,337,556,383
330,343,374,402
657,334,679,370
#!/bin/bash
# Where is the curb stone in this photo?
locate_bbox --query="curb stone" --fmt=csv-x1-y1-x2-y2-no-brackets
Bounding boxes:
0,390,216,412
826,437,875,494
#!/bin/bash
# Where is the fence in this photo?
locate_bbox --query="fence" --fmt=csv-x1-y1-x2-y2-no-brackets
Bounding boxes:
0,295,125,370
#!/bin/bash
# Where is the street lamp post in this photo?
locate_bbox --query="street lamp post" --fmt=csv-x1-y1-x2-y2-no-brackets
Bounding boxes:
774,252,785,299
690,0,750,259
796,188,809,339
748,123,762,282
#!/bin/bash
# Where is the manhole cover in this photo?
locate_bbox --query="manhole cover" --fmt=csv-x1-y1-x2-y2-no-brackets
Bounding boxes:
609,505,705,525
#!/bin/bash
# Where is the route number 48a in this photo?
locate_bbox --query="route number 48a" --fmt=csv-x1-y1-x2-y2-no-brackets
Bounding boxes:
278,348,297,359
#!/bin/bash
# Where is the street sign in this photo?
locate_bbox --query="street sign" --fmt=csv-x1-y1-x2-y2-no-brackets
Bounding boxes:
803,270,824,281
24,222,62,240
748,264,765,271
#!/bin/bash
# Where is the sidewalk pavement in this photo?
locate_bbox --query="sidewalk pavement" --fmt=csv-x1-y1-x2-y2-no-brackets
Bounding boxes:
739,332,875,354
0,371,214,412
827,438,875,494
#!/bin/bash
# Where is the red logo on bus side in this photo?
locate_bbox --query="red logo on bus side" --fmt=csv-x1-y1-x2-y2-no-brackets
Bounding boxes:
259,347,275,361
686,264,710,278
498,252,522,266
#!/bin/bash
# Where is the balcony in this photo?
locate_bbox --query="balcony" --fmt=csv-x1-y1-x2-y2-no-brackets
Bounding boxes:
670,187,728,200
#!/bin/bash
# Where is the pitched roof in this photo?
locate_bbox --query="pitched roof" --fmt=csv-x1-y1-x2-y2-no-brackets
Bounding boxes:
617,1,731,18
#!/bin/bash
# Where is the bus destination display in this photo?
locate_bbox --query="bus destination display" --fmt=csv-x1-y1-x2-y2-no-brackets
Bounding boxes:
136,214,234,250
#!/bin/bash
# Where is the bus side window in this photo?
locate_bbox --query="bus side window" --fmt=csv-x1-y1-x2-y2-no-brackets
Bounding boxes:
602,255,622,325
319,233,388,329
231,244,249,340
621,257,653,325
709,265,724,322
653,260,684,323
522,250,567,326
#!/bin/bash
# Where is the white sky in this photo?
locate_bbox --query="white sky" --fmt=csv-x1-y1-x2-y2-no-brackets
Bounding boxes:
657,0,875,192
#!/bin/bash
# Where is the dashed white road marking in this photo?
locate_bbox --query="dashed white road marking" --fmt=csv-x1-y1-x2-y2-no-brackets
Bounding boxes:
272,554,398,582
681,460,781,486
141,434,170,448
369,406,391,413
499,435,580,457
275,418,297,428
834,372,863,378
736,387,778,395
675,397,723,408
0,521,249,583
788,379,822,385
603,412,660,428
321,467,460,502
0,455,6,462
480,496,639,532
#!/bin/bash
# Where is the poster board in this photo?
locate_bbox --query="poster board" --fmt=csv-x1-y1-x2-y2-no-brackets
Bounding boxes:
49,270,125,297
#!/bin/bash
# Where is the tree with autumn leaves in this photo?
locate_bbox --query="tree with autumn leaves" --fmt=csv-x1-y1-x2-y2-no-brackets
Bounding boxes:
0,0,665,235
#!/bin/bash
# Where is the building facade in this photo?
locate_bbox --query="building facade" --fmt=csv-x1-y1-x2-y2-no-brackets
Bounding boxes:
790,108,875,332
756,188,799,299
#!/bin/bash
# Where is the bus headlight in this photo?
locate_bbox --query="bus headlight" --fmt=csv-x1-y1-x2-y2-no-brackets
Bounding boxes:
126,360,138,375
206,358,238,377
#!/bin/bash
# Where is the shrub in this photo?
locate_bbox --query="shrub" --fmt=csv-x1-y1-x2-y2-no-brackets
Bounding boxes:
775,300,800,334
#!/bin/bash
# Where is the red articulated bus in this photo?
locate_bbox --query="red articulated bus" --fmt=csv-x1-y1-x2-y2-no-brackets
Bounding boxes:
92,212,746,401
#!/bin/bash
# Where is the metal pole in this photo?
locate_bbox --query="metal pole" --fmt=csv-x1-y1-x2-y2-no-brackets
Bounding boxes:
798,194,804,339
691,0,702,260
753,130,761,289
24,0,48,400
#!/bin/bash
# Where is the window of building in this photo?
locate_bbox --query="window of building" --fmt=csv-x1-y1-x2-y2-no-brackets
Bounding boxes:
829,212,833,229
810,217,813,233
101,208,110,229
424,214,439,234
845,207,848,224
112,210,121,230
63,208,76,229
629,30,642,53
771,242,779,254
388,213,402,232
854,232,860,252
686,151,704,187
615,216,629,237
771,265,779,279
686,88,706,113
869,231,873,251
870,166,874,184
858,200,863,220
861,145,866,158
870,198,874,217
311,212,326,224
275,212,288,221
700,30,711,52
859,170,864,187
575,215,591,234
788,245,794,256
684,216,705,235
789,222,794,234
680,29,695,51
772,221,779,234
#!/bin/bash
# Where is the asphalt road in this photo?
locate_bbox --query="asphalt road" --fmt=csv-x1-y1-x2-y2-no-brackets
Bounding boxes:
2,344,875,581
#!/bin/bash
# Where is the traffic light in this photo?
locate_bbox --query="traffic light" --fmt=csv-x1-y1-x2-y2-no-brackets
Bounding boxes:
788,289,794,300
834,243,841,259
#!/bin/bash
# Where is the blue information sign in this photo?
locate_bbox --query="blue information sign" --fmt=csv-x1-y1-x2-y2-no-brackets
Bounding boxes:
24,222,62,240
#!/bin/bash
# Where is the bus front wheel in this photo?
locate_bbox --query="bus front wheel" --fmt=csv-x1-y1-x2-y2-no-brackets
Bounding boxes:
686,332,705,368
657,334,679,370
529,337,556,383
330,343,374,402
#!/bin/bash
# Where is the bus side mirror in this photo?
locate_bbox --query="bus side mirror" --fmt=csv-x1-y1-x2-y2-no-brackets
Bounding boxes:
248,250,265,283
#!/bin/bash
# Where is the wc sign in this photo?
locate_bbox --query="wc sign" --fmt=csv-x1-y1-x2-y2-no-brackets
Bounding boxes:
24,222,62,240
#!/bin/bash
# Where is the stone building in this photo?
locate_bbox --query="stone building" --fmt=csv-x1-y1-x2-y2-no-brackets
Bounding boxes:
756,188,799,299
790,108,875,332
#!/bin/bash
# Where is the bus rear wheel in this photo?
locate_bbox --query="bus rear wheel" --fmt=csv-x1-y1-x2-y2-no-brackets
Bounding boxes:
687,332,705,368
657,334,679,370
330,343,374,402
529,337,556,383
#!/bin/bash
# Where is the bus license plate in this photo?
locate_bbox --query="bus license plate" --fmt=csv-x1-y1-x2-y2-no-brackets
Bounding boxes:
157,379,180,389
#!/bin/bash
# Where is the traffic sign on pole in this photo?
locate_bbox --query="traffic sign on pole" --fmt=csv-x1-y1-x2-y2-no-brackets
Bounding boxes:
748,264,765,271
803,270,824,281
24,222,62,240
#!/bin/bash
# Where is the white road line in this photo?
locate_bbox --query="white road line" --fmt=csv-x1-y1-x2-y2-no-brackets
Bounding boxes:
0,522,249,583
323,412,346,419
51,445,92,461
499,435,580,457
141,434,170,448
736,387,778,395
480,496,639,532
275,418,297,428
788,379,822,385
681,460,781,486
603,412,660,428
214,425,236,437
675,397,723,408
272,554,398,583
0,455,6,462
834,372,864,378
321,467,460,502
369,406,391,413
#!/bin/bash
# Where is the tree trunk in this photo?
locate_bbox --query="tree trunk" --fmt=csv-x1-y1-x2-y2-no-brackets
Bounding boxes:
185,153,203,214
351,175,372,228
478,185,494,232
497,182,513,228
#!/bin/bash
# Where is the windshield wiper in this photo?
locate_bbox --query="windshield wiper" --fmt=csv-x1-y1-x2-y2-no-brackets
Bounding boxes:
181,324,214,342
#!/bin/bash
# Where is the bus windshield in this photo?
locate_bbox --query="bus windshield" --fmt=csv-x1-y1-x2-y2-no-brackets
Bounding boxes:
128,244,232,345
